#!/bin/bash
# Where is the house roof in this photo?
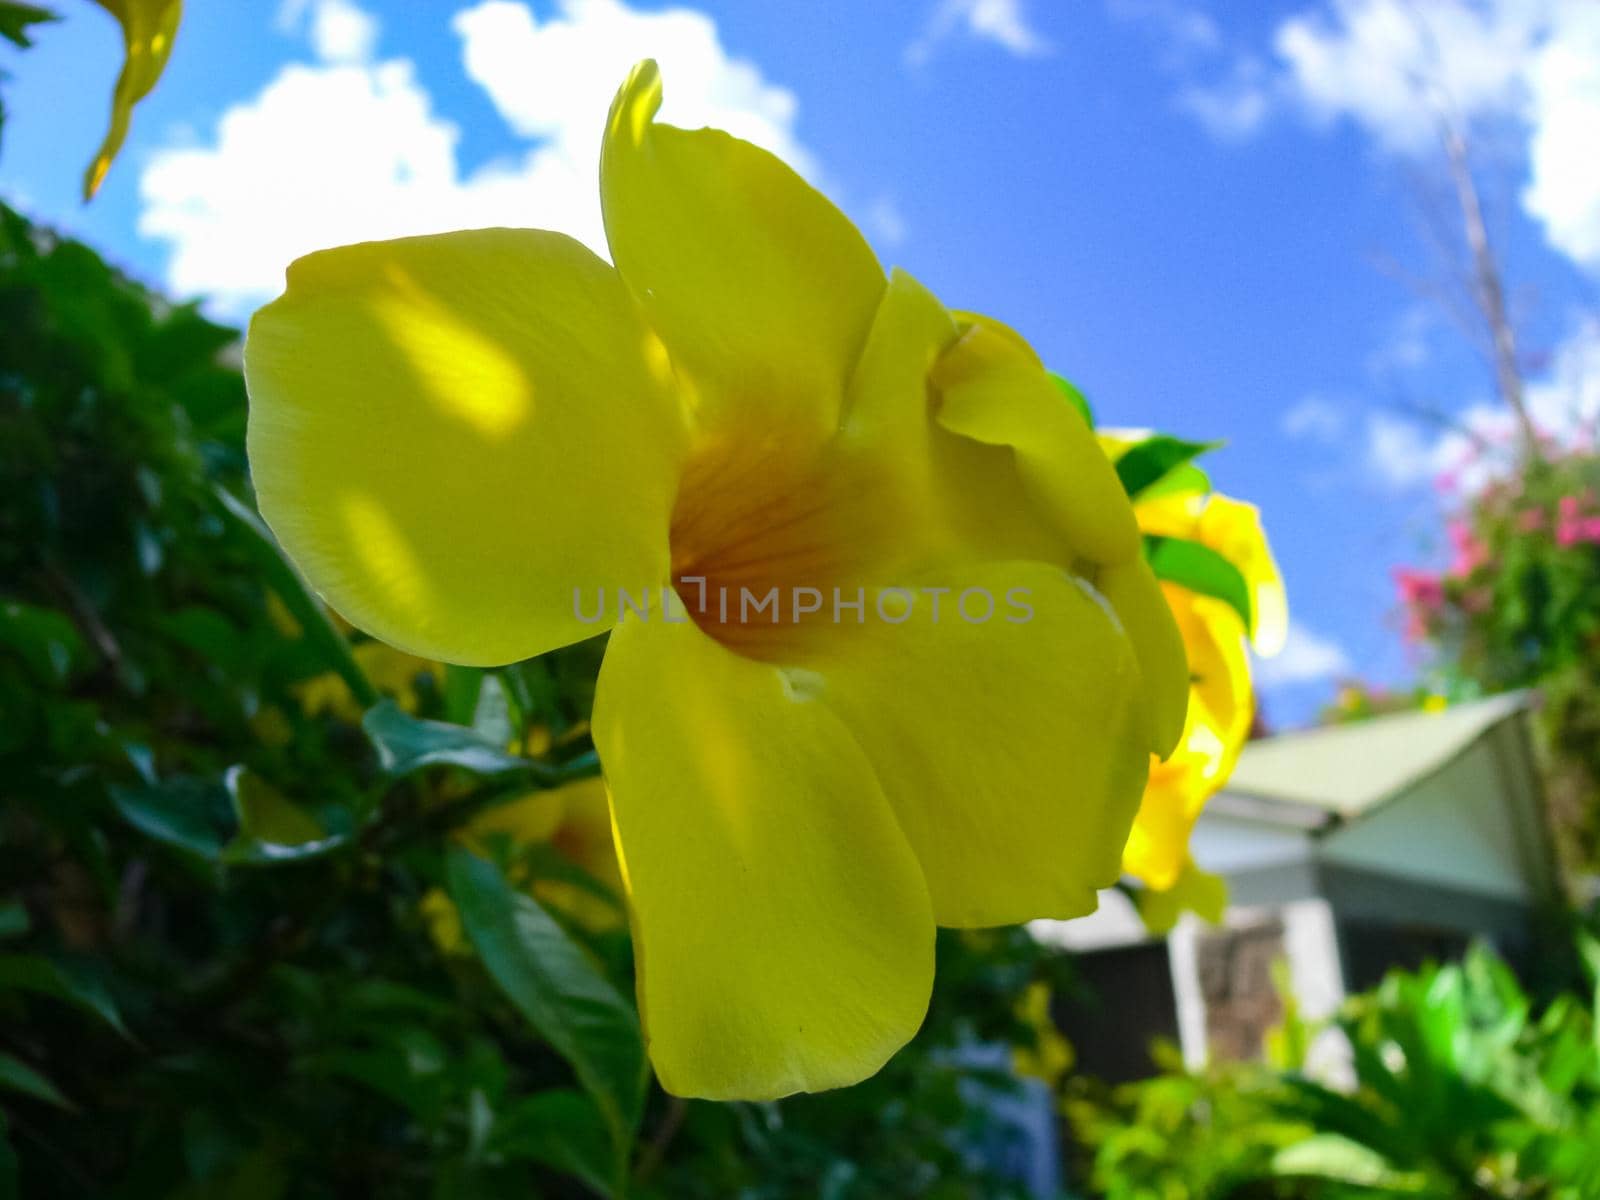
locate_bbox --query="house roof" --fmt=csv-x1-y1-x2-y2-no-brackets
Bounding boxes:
1210,691,1534,828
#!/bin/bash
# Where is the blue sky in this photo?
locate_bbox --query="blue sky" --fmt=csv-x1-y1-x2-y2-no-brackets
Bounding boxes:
4,0,1597,726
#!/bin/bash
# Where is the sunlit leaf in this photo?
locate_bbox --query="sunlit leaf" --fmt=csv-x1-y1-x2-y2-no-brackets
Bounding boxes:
1115,434,1219,501
1272,1134,1422,1190
1144,535,1253,635
1137,461,1211,501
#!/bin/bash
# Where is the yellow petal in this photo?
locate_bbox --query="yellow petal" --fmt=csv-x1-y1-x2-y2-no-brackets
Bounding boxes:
246,229,686,666
600,60,885,433
593,614,934,1100
837,270,1069,573
544,776,620,888
465,789,566,851
1122,587,1254,889
1122,755,1205,889
1132,489,1287,657
535,776,626,932
814,561,1150,928
931,317,1139,565
420,886,467,956
1196,495,1288,656
1099,556,1189,757
1181,592,1255,782
85,0,183,199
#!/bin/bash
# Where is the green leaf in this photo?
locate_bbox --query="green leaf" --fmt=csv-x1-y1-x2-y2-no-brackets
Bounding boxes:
0,2,55,50
1048,372,1094,428
222,766,343,864
1271,1134,1422,1190
443,664,486,727
1114,434,1219,500
213,484,377,708
471,673,516,748
365,701,532,778
0,902,28,940
0,1052,70,1109
0,600,84,685
1144,535,1253,634
446,847,645,1182
1137,461,1211,501
0,1111,18,1200
492,1089,616,1198
0,954,130,1038
110,777,232,859
364,701,594,785
227,767,324,844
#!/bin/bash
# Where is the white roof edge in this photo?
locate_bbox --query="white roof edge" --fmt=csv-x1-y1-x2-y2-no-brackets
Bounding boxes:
1215,690,1537,824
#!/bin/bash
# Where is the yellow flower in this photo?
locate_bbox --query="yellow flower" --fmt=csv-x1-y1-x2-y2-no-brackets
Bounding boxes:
425,776,626,953
1130,488,1286,658
244,61,1188,1100
85,0,183,199
297,641,441,721
1011,981,1074,1087
268,593,442,721
1103,477,1285,894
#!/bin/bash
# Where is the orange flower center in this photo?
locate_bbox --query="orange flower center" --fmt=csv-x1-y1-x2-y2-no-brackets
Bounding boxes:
668,424,889,662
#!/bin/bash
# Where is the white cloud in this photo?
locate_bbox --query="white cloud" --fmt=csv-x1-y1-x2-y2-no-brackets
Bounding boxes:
1364,410,1449,489
312,0,379,63
456,0,814,178
1253,622,1353,687
1282,394,1347,443
1273,0,1537,154
1153,2,1600,281
863,195,909,248
1178,56,1273,140
1521,5,1600,270
139,0,822,313
906,0,1052,66
1109,0,1221,61
1428,315,1600,489
1365,304,1434,375
277,0,380,64
1347,316,1600,495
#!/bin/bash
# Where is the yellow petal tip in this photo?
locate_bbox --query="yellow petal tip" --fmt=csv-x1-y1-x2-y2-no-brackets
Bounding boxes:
609,58,663,148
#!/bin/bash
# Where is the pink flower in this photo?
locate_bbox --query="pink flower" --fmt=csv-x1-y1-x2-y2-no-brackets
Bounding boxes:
1580,517,1600,546
1516,507,1545,532
1395,568,1445,640
1446,520,1490,576
1395,567,1444,606
1557,495,1585,547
